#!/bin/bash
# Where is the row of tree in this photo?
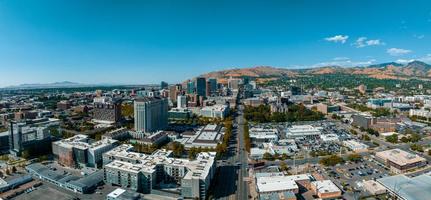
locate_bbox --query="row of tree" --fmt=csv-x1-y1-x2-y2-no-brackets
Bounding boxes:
243,104,324,123
319,154,362,166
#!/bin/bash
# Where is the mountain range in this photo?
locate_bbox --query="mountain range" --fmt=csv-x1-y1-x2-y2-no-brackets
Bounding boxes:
200,60,431,82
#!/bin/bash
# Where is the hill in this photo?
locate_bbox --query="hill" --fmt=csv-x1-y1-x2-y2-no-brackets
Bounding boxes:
198,61,431,81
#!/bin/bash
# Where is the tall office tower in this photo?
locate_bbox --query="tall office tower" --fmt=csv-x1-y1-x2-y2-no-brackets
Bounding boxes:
187,80,195,94
206,81,211,97
228,77,240,90
160,81,168,90
134,97,168,133
177,95,187,109
169,84,182,102
93,97,122,123
208,78,217,94
196,77,207,98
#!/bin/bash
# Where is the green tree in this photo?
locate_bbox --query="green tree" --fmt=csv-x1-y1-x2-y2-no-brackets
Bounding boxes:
319,155,344,166
385,134,398,143
347,154,362,162
262,152,274,161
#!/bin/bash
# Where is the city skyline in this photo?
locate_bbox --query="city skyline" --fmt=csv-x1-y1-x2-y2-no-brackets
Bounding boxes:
1,0,431,87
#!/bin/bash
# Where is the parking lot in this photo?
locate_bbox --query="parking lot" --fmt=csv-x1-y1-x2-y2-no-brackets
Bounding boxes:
318,155,390,192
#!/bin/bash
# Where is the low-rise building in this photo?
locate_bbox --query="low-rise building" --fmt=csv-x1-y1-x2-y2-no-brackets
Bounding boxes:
310,180,342,199
249,127,279,144
255,173,312,196
178,124,224,149
363,180,386,195
199,104,229,119
343,140,368,152
377,174,431,200
285,125,321,139
375,149,427,174
106,188,141,200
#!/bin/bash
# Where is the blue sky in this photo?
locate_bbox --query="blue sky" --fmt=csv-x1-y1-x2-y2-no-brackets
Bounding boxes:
0,0,430,87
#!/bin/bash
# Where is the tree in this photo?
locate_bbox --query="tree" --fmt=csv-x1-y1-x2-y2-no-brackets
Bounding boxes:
347,154,362,162
400,136,410,143
279,162,288,171
361,134,370,141
350,129,358,135
410,144,424,152
171,142,185,158
319,155,344,166
262,152,274,161
428,149,431,156
385,134,398,143
409,133,421,143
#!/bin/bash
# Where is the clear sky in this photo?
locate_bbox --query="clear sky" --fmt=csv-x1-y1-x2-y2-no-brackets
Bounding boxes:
0,0,430,87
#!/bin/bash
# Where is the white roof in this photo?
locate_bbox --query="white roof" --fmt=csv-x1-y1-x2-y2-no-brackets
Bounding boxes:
256,173,310,193
107,188,126,198
311,180,341,194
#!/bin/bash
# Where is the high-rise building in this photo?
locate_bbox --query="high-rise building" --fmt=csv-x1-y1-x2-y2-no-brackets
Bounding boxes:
208,78,217,94
196,77,206,98
93,97,122,124
169,84,182,102
160,81,168,89
177,95,187,109
52,134,118,168
9,120,59,156
187,80,195,94
227,77,240,90
134,97,168,133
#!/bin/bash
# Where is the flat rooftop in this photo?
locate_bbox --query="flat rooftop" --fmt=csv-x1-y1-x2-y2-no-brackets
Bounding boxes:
311,180,341,194
376,149,426,166
378,174,431,200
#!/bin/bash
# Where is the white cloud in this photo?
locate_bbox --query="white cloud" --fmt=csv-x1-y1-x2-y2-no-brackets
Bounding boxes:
413,34,425,39
325,35,349,43
395,54,431,64
333,57,349,61
396,59,415,64
311,58,376,68
387,48,412,56
354,37,384,48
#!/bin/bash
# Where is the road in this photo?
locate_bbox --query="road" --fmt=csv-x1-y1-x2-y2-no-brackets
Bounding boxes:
236,105,249,200
211,105,249,200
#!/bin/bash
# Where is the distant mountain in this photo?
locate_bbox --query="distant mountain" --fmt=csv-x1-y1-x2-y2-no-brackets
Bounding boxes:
197,60,431,81
5,81,86,89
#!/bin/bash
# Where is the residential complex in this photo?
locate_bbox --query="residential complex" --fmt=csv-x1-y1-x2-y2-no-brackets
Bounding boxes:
102,144,216,199
52,134,118,168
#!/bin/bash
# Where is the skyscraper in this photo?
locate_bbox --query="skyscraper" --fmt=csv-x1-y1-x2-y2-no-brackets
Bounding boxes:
160,81,168,89
208,78,217,95
187,80,195,94
134,97,168,133
177,95,187,109
196,77,206,98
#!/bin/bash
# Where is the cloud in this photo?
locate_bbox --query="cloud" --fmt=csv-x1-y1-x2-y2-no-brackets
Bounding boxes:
354,37,384,48
325,35,349,43
413,34,425,39
395,54,431,64
333,57,349,61
387,48,412,56
311,58,376,68
396,59,415,64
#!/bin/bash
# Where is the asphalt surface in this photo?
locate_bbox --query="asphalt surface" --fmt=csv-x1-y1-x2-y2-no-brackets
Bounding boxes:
211,105,249,200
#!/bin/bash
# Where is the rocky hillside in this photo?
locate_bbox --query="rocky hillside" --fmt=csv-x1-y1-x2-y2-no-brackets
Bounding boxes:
199,61,431,81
